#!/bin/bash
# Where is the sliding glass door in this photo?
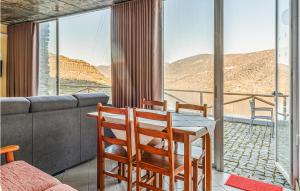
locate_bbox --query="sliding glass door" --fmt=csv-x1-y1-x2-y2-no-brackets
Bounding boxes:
163,0,214,161
163,0,214,110
275,0,292,184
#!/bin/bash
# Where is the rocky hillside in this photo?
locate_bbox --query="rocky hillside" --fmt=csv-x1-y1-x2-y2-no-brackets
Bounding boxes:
165,49,288,95
97,65,111,79
49,54,111,85
48,50,288,95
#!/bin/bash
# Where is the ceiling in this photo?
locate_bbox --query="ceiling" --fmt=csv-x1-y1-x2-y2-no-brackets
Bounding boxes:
1,0,128,25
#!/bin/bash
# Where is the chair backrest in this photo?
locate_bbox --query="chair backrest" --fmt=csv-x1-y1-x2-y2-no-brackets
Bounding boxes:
142,98,167,111
97,103,132,162
133,108,174,174
175,102,208,117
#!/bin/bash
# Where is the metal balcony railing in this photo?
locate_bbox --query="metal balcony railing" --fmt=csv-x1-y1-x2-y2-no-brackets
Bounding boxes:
59,84,289,120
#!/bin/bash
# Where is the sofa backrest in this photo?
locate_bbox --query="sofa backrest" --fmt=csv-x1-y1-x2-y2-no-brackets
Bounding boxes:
0,97,31,115
27,96,78,112
72,93,109,107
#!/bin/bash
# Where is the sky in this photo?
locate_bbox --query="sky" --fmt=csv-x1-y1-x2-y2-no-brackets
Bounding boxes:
164,0,275,62
48,0,276,65
59,9,111,66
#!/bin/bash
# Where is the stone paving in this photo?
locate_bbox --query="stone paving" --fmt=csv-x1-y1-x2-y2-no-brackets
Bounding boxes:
223,121,291,189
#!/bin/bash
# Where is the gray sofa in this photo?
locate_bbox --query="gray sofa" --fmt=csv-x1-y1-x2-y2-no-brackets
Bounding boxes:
1,93,109,175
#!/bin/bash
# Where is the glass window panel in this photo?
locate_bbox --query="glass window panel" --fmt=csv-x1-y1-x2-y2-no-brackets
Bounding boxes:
276,0,291,180
38,21,57,95
163,0,214,111
58,9,111,103
163,0,214,161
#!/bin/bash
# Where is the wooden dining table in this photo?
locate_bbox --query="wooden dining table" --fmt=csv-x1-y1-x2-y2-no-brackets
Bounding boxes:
87,109,215,191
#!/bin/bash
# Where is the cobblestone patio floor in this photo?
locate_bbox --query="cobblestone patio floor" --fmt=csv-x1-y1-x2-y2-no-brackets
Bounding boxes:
224,121,291,189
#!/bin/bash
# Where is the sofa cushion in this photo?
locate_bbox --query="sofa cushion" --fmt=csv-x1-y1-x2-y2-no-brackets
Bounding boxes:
0,97,30,115
0,160,60,191
28,96,78,112
45,184,77,191
73,93,109,107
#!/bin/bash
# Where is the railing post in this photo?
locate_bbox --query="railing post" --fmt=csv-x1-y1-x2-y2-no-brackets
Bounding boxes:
200,92,203,106
283,97,287,120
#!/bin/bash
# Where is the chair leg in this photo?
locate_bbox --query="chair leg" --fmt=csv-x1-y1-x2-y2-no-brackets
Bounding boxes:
174,142,178,183
99,157,105,191
127,163,133,191
174,142,178,153
169,175,174,191
97,156,100,189
153,172,157,187
117,162,122,183
193,159,199,191
202,136,206,191
162,138,165,148
122,163,125,177
159,174,163,189
136,166,141,191
145,170,151,191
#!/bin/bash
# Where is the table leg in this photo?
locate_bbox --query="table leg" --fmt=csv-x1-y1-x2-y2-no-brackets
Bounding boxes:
205,133,212,191
184,135,192,191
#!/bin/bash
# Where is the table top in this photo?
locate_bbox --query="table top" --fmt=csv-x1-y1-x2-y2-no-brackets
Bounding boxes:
87,109,215,137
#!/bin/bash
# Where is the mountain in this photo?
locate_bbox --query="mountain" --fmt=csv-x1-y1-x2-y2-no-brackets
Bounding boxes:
97,65,111,79
48,50,288,95
165,49,289,95
48,54,111,85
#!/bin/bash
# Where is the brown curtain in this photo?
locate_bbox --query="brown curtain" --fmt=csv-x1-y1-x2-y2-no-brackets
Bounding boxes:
111,0,163,108
7,22,38,97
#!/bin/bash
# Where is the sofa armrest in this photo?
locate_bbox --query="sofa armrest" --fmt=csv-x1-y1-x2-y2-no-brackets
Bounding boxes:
0,145,20,163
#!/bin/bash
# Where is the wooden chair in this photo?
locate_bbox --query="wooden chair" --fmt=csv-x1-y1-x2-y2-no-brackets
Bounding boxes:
133,108,198,190
142,98,167,111
249,98,274,136
175,101,208,190
97,103,133,191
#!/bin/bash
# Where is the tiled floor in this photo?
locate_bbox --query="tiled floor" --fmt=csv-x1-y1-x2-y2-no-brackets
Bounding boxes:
223,122,290,188
55,159,293,191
